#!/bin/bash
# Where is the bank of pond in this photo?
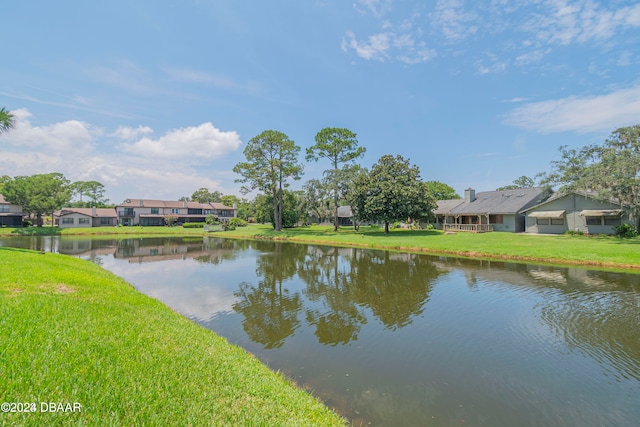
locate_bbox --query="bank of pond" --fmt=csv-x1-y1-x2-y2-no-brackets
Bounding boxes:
1,236,639,426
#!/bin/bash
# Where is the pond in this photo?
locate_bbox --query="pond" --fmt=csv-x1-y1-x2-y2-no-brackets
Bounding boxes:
2,236,639,426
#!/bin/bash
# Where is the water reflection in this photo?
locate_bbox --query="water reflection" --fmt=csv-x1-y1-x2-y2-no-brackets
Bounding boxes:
1,235,639,426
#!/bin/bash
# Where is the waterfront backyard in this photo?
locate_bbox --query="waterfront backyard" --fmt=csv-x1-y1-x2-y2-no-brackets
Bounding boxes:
1,235,639,426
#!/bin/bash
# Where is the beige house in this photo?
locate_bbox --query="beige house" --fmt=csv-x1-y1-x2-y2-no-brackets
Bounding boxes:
55,208,118,228
521,191,634,235
0,194,24,227
115,199,236,226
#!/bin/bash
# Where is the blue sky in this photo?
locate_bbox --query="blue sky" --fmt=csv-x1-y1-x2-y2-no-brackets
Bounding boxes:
2,0,639,204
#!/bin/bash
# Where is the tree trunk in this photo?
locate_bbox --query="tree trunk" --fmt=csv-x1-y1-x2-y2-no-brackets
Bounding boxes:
333,193,339,232
384,221,389,234
272,187,279,231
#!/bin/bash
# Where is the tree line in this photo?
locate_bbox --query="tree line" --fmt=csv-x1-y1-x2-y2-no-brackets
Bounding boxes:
3,105,639,229
0,174,110,227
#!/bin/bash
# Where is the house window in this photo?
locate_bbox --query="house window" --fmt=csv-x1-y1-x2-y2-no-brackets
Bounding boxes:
0,205,9,213
124,208,134,216
78,218,90,224
551,218,564,225
604,217,622,226
151,208,159,214
188,208,202,215
100,217,110,225
586,217,601,226
62,218,74,224
171,208,179,214
536,218,549,225
489,214,503,224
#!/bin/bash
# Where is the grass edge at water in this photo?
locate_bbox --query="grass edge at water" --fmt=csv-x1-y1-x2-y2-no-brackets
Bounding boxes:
0,247,348,426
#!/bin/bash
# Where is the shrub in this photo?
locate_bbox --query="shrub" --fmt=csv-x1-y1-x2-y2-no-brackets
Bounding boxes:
426,223,435,230
614,223,637,238
229,217,248,227
564,230,584,236
182,222,205,228
369,224,380,230
22,220,32,227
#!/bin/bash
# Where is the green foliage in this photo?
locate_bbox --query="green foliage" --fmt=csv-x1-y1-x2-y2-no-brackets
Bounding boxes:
190,187,222,203
540,125,640,221
229,217,248,227
205,214,218,225
350,154,437,233
564,230,585,236
182,222,205,228
163,214,178,226
2,173,72,226
614,223,637,238
254,190,304,229
0,107,15,134
233,130,304,231
496,176,536,191
306,127,366,231
70,180,109,207
424,180,460,200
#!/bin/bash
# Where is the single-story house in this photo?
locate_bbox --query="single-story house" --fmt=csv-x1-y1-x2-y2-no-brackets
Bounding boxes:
429,199,464,229
0,194,24,227
115,199,237,226
55,207,118,228
337,206,354,226
521,190,634,235
436,187,550,232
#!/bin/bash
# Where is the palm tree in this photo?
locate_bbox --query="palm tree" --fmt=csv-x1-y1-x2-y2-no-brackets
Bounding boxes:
0,107,15,134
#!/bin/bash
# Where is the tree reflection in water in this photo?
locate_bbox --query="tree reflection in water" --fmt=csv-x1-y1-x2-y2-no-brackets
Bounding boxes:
232,241,447,348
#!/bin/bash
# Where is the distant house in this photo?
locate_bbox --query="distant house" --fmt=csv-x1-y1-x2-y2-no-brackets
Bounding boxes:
436,188,549,232
337,206,354,226
55,207,118,228
115,199,237,226
0,194,23,227
521,190,634,235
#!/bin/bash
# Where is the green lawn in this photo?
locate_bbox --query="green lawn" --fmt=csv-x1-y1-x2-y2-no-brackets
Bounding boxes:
0,248,347,427
215,224,640,271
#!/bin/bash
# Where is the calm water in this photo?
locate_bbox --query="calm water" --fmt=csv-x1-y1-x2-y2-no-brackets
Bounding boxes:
2,236,640,426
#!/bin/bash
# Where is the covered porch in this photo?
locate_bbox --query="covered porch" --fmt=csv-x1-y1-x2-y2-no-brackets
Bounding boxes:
442,213,494,233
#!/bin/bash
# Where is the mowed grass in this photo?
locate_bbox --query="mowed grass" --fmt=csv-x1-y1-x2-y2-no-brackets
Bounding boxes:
216,224,640,270
0,248,347,427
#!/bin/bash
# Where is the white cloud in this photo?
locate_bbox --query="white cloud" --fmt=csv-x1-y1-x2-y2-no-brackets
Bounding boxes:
342,29,435,64
0,108,94,153
113,125,154,140
0,110,244,204
432,0,478,41
354,0,393,17
525,1,640,46
503,86,640,133
342,30,392,61
120,123,242,160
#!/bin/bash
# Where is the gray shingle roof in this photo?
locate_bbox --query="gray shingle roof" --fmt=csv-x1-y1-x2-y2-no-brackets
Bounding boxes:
447,187,546,215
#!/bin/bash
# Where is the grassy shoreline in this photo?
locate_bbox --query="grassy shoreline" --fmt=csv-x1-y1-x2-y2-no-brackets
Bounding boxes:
214,224,640,271
2,224,640,271
0,247,347,426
